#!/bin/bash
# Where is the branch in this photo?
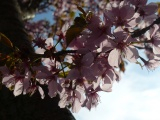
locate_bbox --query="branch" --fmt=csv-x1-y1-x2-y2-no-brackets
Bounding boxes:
53,50,77,56
131,17,160,38
34,50,77,60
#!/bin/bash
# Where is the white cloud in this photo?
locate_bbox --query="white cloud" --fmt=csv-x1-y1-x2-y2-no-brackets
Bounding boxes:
74,64,160,120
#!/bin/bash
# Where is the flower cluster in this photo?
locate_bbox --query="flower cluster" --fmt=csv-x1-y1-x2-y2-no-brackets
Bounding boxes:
0,0,160,113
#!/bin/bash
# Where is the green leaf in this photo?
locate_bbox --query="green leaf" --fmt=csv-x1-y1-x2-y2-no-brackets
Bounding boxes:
58,71,69,78
66,26,83,46
74,17,87,27
66,17,87,46
69,11,75,19
0,32,13,48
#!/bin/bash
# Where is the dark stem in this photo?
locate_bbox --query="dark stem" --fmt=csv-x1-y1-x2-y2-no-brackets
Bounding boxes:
131,17,160,38
131,40,152,44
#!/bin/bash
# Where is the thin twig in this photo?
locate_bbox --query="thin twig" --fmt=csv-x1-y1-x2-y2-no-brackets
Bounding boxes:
131,17,160,38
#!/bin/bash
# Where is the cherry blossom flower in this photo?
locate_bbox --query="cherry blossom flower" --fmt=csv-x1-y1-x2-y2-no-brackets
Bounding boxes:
2,69,31,96
145,59,160,70
137,3,158,17
108,27,139,67
59,79,85,112
1,0,160,113
145,24,160,55
104,1,138,27
27,85,45,99
83,86,100,110
137,14,158,29
35,37,54,54
35,65,60,98
67,52,96,81
128,0,147,7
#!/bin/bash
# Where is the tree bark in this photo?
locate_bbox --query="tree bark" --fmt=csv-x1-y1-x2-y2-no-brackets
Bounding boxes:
0,0,34,55
0,0,75,120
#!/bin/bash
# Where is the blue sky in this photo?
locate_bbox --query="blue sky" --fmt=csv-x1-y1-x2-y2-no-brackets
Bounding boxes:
33,0,160,119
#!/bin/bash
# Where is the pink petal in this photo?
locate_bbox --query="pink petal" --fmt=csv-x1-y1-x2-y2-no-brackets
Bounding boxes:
150,24,159,38
120,5,134,20
14,81,23,96
101,83,112,92
124,46,139,62
82,52,94,66
2,75,14,84
38,86,45,99
87,15,101,32
106,69,116,80
144,3,158,16
23,71,31,95
48,80,57,98
153,45,160,55
67,68,80,80
72,97,82,113
108,49,121,67
128,0,147,6
145,59,160,70
35,48,45,54
75,88,85,102
58,94,68,108
100,76,112,92
45,38,53,48
86,97,92,110
81,66,96,81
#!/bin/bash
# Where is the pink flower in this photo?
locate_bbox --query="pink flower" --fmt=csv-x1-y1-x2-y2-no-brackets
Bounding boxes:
104,1,138,27
33,37,47,49
35,65,60,98
67,52,96,81
148,25,160,55
27,85,45,99
58,80,85,112
128,0,147,7
35,38,54,54
2,69,31,96
137,3,158,17
140,56,160,70
92,57,120,91
48,77,59,98
83,86,100,110
69,15,111,51
108,27,139,67
137,14,158,29
145,59,160,70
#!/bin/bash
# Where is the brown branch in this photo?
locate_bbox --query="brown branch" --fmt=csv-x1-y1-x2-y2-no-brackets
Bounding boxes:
131,17,160,38
33,50,77,60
